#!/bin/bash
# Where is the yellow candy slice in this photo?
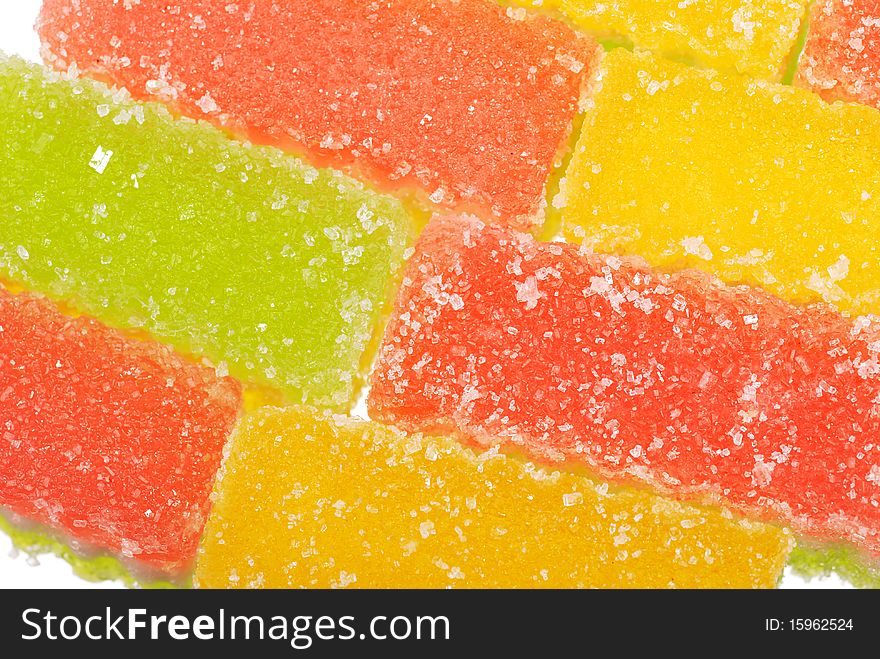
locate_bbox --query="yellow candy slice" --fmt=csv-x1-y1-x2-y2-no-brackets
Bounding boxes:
506,0,808,80
563,48,880,315
196,407,792,589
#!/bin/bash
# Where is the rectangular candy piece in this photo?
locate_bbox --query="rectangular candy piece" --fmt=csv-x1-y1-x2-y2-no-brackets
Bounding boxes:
0,54,410,408
504,0,808,79
369,215,880,557
562,48,880,316
796,0,880,109
195,406,792,589
37,0,598,230
0,285,242,576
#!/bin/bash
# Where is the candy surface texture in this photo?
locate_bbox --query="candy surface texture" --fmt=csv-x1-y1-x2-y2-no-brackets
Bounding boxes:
796,0,880,109
196,407,792,588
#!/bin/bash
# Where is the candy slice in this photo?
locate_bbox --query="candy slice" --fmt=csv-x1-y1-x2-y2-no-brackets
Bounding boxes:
796,0,880,109
562,48,880,316
37,0,598,230
195,406,792,589
0,513,176,587
0,285,242,576
508,0,808,79
369,215,880,557
789,543,880,589
0,54,410,407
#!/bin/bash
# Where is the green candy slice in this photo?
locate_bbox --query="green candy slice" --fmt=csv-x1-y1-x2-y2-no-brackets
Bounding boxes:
0,54,411,408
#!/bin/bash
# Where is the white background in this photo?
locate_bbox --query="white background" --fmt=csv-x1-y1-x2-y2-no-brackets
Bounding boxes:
0,1,846,589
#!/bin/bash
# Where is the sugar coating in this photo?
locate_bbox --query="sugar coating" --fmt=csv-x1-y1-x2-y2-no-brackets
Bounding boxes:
37,0,598,230
370,215,880,556
563,49,880,316
796,0,880,109
0,55,410,407
506,0,807,79
0,286,242,575
196,406,792,589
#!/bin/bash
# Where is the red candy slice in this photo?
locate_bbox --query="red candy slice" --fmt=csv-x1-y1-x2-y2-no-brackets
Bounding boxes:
797,0,880,109
0,287,241,575
369,216,880,556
